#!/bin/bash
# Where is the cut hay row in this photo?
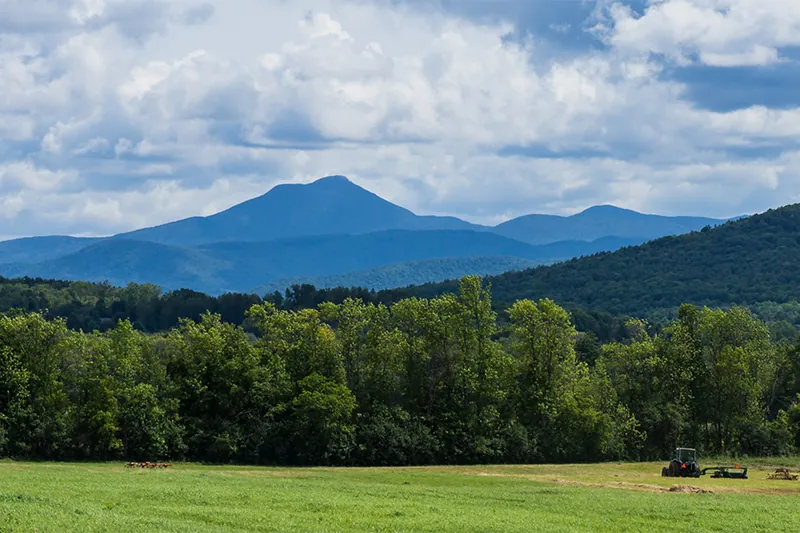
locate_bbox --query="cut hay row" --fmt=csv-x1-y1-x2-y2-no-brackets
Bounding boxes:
124,462,171,469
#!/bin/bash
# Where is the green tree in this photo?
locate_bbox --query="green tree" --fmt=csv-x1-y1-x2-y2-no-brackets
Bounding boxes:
0,313,73,458
288,373,356,465
596,319,690,459
0,346,30,456
669,305,776,453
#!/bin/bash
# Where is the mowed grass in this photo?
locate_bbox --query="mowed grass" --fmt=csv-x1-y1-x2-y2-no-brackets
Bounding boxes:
2,459,800,532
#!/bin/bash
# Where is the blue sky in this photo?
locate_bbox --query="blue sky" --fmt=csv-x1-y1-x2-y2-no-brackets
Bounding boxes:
2,0,800,238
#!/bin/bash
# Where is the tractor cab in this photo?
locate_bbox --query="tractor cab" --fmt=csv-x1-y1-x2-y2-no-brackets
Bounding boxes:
662,447,701,478
674,447,697,464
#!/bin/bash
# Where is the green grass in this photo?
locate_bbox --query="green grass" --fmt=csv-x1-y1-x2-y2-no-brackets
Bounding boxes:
1,460,799,532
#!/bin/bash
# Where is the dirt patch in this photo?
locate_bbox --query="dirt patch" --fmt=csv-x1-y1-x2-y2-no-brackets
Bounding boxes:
553,479,716,494
669,484,714,494
553,478,671,493
472,471,666,493
220,469,312,478
471,471,720,494
474,472,535,480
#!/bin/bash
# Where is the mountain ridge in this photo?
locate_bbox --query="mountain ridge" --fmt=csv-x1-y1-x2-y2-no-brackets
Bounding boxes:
250,256,547,295
0,232,646,295
1,175,734,249
492,204,730,245
383,204,800,316
112,175,483,246
0,174,739,295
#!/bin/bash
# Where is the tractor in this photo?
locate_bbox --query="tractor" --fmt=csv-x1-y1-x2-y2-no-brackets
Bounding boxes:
660,447,748,479
661,447,701,478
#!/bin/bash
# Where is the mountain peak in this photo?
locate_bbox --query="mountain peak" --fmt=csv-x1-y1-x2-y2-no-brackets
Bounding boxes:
576,205,636,216
111,174,477,246
313,175,351,184
269,175,354,193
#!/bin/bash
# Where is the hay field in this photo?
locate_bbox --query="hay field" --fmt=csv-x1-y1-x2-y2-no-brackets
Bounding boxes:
1,460,798,532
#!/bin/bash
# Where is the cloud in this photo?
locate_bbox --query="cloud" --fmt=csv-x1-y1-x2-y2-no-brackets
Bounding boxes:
0,161,76,192
0,169,269,236
600,0,800,67
1,0,800,240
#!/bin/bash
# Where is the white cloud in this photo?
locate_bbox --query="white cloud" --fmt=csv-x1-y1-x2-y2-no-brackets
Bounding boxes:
0,193,26,220
73,137,111,155
0,161,76,192
11,175,269,236
0,0,799,240
602,0,800,67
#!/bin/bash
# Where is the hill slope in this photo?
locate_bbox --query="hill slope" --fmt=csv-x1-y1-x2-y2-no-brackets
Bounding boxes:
388,204,800,316
251,256,546,294
0,232,645,295
0,240,231,292
0,236,100,264
114,175,482,246
492,205,729,245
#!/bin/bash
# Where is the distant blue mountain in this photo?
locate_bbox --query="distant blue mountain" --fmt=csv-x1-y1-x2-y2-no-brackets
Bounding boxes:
0,175,734,294
492,205,730,245
113,177,730,247
113,175,482,246
0,232,646,295
250,256,548,294
0,236,100,264
0,239,231,292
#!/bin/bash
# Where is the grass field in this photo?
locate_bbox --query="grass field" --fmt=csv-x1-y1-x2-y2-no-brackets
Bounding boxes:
2,459,799,532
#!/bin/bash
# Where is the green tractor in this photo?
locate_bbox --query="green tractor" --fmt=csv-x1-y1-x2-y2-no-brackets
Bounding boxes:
660,447,748,479
662,447,701,478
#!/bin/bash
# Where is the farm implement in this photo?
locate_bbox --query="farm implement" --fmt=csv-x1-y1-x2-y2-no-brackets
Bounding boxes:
701,465,748,479
661,448,748,479
767,468,798,481
125,462,172,469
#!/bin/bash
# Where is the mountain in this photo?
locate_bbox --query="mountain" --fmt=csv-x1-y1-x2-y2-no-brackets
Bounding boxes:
0,240,232,292
389,204,800,316
95,176,732,248
113,175,482,246
0,236,100,264
0,174,734,295
251,256,547,294
0,232,645,295
492,205,729,245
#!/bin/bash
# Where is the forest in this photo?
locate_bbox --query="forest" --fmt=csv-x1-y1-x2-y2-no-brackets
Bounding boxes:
0,276,639,343
2,276,799,465
395,204,800,316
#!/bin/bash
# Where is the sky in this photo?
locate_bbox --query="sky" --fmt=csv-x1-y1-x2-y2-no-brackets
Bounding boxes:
3,0,800,238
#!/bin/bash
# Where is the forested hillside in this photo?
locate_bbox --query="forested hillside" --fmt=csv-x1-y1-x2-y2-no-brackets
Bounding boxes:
251,256,545,294
1,276,798,466
4,203,800,344
0,232,643,295
0,236,100,264
393,204,800,316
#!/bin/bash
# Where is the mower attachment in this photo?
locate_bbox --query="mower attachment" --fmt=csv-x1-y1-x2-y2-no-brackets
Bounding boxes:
701,466,748,479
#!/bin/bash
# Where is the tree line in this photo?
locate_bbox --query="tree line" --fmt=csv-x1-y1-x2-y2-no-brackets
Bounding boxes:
2,276,799,465
0,276,640,346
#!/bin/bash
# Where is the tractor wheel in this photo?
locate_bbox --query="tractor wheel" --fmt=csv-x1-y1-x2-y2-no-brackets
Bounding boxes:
661,467,669,477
